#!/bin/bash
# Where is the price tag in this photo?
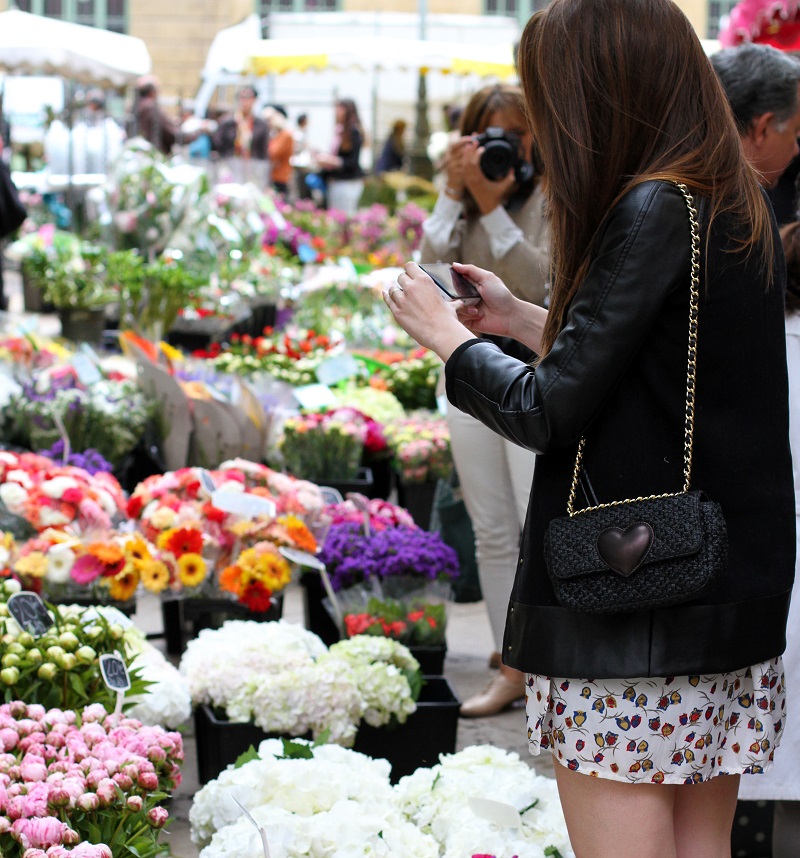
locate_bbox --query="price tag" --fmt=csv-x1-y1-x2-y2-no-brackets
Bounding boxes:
468,796,521,829
279,547,326,571
318,486,344,505
81,605,134,630
99,652,131,692
196,468,217,498
315,355,361,387
72,353,102,386
211,490,277,519
7,592,54,636
292,383,338,411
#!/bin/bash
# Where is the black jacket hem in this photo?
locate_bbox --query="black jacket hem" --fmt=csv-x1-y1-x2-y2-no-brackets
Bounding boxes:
503,589,791,678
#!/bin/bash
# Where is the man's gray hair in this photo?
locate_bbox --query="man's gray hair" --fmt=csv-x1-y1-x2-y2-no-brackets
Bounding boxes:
711,43,800,133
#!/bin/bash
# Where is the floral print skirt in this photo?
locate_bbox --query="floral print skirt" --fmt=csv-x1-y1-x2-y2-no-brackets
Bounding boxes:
526,657,785,785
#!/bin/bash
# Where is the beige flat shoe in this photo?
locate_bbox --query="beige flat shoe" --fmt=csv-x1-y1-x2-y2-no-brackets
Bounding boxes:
459,674,526,718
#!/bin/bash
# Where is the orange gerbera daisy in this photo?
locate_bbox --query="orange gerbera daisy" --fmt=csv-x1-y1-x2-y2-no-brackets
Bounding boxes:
108,568,139,601
278,515,317,553
163,527,203,558
177,552,207,588
88,541,125,566
219,564,242,595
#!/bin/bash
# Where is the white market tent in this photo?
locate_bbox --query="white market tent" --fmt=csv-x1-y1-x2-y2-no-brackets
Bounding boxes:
0,8,151,87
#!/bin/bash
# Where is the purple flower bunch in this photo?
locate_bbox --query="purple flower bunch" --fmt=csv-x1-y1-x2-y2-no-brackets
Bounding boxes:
39,441,113,476
318,521,459,592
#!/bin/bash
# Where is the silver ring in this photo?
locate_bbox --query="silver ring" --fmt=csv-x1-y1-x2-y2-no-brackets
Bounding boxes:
388,284,403,298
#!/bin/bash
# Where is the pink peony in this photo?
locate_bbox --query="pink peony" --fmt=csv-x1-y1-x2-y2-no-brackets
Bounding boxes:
146,806,168,828
11,817,71,849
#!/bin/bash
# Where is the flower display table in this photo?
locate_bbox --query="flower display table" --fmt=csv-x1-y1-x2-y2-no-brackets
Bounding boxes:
353,676,460,783
161,594,284,656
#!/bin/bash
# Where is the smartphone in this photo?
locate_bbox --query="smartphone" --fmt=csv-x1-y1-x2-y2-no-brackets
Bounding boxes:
419,263,482,305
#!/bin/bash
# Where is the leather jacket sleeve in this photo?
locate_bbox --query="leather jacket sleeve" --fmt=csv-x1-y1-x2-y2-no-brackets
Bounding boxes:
444,181,693,453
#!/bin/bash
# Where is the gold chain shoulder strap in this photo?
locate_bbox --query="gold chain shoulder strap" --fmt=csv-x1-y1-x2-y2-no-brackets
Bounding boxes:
566,182,701,517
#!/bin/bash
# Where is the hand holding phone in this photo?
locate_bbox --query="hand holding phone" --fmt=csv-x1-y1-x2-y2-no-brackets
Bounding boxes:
419,262,482,305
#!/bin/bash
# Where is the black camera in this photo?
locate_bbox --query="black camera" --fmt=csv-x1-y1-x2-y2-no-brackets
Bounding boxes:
475,127,534,185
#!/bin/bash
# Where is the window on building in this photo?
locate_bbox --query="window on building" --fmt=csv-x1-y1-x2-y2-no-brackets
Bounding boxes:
708,0,737,38
13,0,128,33
256,0,340,14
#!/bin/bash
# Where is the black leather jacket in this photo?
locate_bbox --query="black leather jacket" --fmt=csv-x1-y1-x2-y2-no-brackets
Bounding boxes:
446,180,795,678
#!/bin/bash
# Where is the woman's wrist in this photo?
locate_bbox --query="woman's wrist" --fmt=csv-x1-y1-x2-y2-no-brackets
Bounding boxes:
443,185,463,201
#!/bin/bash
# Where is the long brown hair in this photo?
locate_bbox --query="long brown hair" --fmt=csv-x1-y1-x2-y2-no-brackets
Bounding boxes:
518,0,773,355
781,221,800,314
336,98,362,153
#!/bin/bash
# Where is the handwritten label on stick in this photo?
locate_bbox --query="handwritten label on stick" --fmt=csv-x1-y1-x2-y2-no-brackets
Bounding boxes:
99,652,131,692
7,592,53,636
278,547,326,571
211,491,277,520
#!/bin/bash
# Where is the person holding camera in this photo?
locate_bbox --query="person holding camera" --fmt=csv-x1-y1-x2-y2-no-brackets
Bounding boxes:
418,83,550,718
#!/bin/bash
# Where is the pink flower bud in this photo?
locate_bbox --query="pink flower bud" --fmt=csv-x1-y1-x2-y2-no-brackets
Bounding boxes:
76,793,99,812
94,779,117,807
19,761,47,783
147,746,166,764
46,787,70,808
112,773,133,791
61,827,79,845
137,771,158,791
146,806,168,828
126,795,143,812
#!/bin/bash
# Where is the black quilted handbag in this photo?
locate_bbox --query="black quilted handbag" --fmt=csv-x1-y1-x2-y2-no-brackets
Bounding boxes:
543,184,728,614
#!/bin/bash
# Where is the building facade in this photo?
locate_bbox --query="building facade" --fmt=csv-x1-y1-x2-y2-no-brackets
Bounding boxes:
5,0,730,101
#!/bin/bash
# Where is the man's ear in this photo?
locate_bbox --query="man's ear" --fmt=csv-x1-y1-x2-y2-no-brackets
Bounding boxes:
747,112,774,150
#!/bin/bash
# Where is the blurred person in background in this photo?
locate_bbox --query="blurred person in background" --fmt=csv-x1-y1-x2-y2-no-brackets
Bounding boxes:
266,104,294,196
213,85,268,162
315,98,365,214
375,119,407,175
71,89,125,174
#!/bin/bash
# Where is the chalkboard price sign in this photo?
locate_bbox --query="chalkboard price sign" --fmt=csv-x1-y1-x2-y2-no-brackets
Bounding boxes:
7,592,54,636
99,653,131,692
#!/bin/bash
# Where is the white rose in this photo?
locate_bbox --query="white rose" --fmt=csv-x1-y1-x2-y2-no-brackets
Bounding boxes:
38,507,72,527
40,477,80,499
46,544,76,584
0,482,28,512
5,469,33,488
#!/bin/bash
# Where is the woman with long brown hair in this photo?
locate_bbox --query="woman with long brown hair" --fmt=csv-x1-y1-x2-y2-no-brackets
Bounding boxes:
316,97,365,214
383,0,795,854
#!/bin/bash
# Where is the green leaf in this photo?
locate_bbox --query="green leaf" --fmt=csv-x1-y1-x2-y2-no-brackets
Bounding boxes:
233,746,260,768
544,847,564,858
277,737,314,760
312,729,331,747
520,798,540,814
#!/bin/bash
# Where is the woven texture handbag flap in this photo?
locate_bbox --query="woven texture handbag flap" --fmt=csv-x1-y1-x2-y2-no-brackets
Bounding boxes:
545,492,704,581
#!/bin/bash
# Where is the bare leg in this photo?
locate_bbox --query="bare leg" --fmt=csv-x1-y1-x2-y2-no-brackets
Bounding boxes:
553,759,678,858
673,774,739,858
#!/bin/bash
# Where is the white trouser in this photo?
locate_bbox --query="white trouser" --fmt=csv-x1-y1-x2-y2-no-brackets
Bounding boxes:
446,405,536,650
327,178,364,215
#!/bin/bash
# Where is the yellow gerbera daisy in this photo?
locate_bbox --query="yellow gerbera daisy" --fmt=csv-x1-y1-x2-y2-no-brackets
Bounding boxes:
109,568,139,601
125,534,153,569
177,552,207,588
140,560,170,594
14,552,48,578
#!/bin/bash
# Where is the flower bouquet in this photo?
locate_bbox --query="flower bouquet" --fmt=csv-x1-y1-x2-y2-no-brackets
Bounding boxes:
0,451,127,538
368,348,442,411
384,412,452,485
277,407,384,485
190,742,574,858
0,579,147,711
318,521,459,597
201,327,338,385
325,495,415,532
344,598,447,647
3,369,154,470
180,620,421,748
0,700,182,858
11,529,150,606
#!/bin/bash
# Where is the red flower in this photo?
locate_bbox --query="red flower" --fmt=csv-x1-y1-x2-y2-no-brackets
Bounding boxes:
202,502,226,523
164,527,203,557
126,495,144,519
240,580,272,612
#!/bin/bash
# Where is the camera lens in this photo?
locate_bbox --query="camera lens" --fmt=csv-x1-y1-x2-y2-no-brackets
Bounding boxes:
479,140,516,181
